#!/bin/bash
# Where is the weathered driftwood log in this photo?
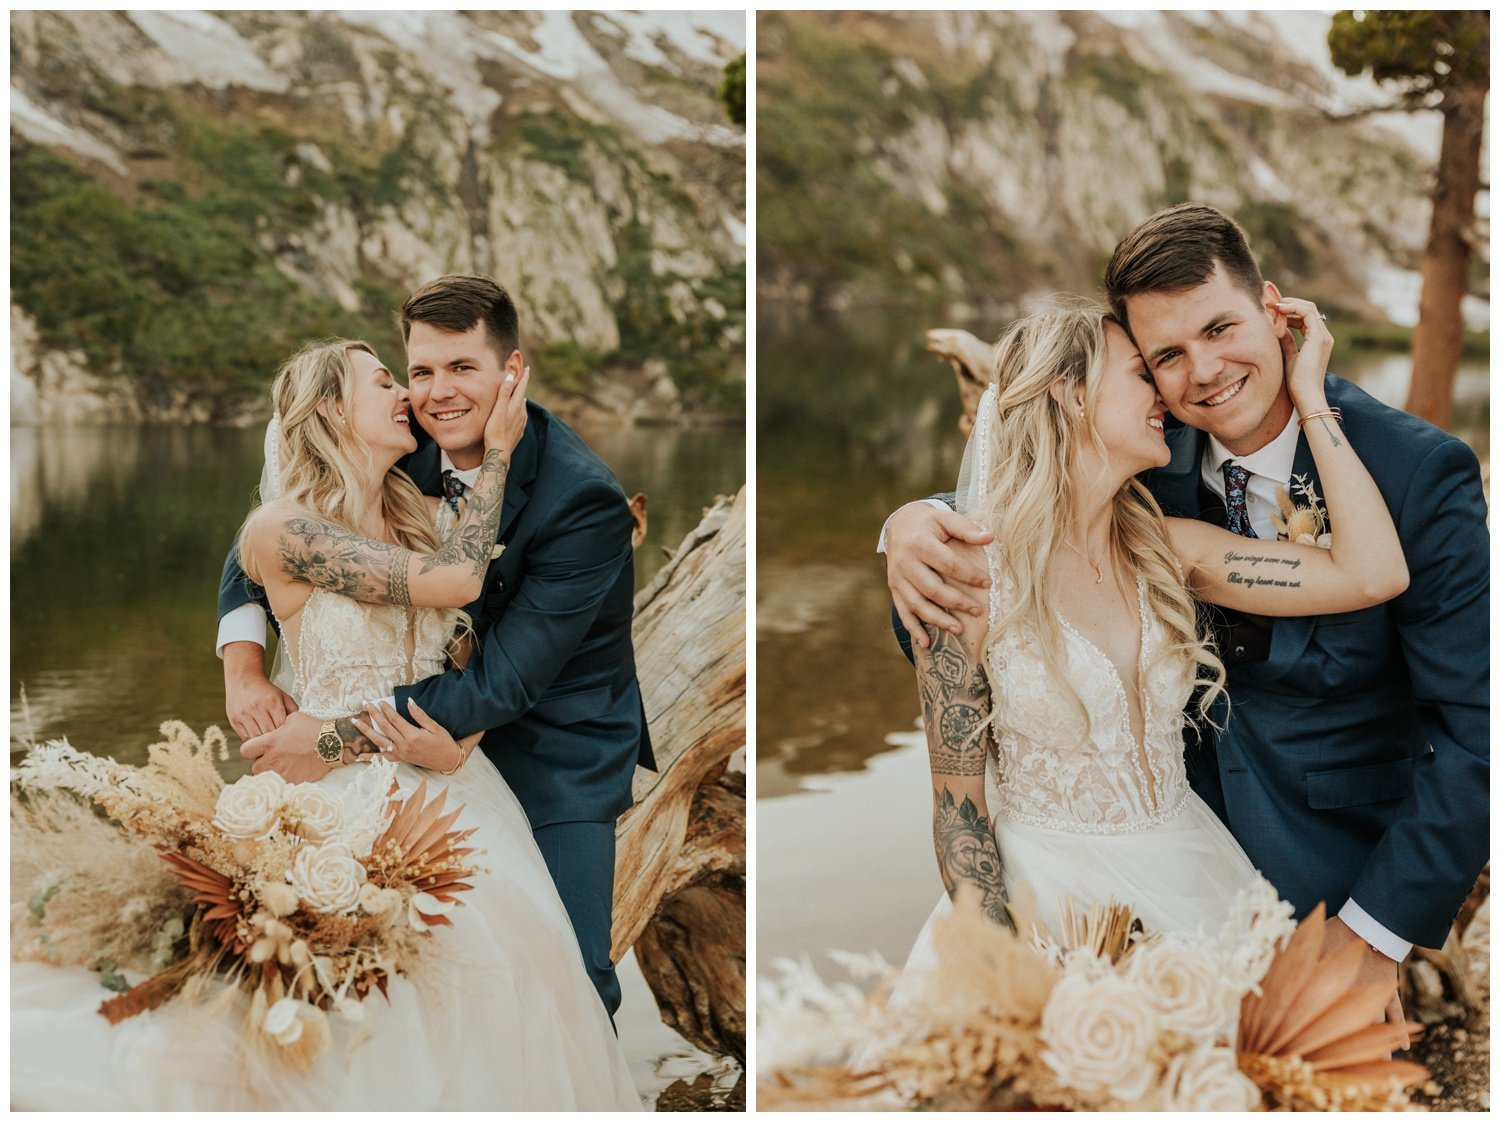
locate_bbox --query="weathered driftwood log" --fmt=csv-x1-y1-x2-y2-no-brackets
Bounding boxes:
926,327,995,437
628,492,648,550
614,487,746,1061
1404,864,1489,1018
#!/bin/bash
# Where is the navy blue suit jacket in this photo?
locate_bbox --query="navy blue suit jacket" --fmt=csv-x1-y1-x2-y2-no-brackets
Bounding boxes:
894,375,1489,948
218,402,654,830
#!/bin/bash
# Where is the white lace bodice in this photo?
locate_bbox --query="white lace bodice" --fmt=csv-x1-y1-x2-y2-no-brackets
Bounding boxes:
283,591,459,718
982,551,1197,835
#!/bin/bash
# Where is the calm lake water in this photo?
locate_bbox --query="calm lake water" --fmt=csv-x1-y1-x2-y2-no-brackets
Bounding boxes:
9,417,745,1108
755,309,1490,973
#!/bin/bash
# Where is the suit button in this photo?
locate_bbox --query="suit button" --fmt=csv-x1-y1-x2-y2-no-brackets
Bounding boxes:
1233,645,1247,658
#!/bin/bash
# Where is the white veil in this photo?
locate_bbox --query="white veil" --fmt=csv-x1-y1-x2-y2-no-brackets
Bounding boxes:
254,413,295,693
259,413,284,502
954,383,998,521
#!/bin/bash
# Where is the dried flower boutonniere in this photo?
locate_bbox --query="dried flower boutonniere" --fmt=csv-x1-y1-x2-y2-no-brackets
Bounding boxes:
1271,474,1331,549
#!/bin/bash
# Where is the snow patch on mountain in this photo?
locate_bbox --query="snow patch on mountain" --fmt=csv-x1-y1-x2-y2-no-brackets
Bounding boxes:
10,87,127,174
126,11,287,93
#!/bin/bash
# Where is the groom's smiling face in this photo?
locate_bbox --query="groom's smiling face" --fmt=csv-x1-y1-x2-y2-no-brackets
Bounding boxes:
406,321,523,470
1126,262,1295,457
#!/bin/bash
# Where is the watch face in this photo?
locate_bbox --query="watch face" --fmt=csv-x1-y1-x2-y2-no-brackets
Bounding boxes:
316,732,342,763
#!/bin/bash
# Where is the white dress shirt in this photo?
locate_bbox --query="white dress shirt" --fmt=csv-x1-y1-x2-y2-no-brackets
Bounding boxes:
1199,406,1302,541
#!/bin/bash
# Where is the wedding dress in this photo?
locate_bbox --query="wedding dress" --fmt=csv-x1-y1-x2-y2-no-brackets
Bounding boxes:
904,563,1260,970
11,586,640,1110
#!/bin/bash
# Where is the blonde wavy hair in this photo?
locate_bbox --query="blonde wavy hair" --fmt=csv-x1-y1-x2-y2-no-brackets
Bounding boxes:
974,301,1227,738
238,338,440,586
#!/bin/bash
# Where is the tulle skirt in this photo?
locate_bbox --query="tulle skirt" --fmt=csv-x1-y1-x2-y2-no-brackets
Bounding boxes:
11,753,640,1111
904,791,1259,973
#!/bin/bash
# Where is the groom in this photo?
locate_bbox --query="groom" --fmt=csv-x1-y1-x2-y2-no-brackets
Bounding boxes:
883,204,1489,1020
217,273,654,1018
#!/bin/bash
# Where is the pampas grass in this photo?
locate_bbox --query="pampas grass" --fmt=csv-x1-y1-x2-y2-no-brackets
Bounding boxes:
12,788,186,969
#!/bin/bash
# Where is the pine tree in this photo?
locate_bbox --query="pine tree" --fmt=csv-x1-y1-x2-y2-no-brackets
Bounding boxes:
1329,12,1488,429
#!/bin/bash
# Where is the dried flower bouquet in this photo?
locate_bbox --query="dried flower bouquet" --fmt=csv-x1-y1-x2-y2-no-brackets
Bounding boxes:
759,878,1428,1111
12,722,479,1070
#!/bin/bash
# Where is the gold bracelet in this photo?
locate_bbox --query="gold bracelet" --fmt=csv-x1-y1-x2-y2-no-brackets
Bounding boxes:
1298,408,1343,428
436,747,468,776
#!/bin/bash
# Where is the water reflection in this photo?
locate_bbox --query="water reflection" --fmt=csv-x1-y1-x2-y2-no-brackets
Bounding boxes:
11,427,145,548
756,308,1489,967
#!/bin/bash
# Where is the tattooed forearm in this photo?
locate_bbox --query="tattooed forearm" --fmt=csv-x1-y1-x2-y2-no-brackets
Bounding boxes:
274,450,508,606
1317,417,1344,448
335,715,381,758
1226,572,1303,589
934,786,1014,930
422,450,508,576
916,624,990,776
279,517,410,604
1223,550,1302,570
389,554,411,607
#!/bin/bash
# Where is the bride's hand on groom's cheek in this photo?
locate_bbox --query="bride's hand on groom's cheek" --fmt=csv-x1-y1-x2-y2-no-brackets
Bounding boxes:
484,366,531,457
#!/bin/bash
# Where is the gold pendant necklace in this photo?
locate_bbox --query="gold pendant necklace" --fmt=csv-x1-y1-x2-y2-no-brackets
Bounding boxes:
1063,538,1104,584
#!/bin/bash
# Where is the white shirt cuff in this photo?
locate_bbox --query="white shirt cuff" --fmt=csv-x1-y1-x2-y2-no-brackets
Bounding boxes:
876,498,951,555
216,604,269,659
1338,898,1413,962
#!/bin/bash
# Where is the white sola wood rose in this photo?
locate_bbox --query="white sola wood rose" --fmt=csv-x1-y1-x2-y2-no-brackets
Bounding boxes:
212,772,288,839
1040,967,1160,1102
263,997,310,1045
1125,937,1235,1039
1162,1046,1260,1111
287,843,366,914
284,785,343,843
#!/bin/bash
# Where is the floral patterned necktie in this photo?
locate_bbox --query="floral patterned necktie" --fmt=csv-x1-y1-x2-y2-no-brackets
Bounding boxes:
441,470,468,515
1222,461,1256,538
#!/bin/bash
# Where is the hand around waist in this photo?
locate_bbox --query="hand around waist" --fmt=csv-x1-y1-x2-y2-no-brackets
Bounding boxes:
239,710,331,784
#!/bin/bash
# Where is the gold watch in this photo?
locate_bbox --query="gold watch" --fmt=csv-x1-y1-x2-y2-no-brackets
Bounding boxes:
315,720,345,768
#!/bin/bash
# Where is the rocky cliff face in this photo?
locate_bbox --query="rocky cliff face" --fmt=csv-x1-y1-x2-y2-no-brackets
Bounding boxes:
758,10,1486,328
12,10,746,423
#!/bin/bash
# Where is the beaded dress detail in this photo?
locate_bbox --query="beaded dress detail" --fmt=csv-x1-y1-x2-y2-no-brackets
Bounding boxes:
983,561,1194,835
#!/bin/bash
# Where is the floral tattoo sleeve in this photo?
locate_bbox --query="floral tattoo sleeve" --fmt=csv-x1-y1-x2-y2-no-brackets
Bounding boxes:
917,624,1014,931
274,450,509,607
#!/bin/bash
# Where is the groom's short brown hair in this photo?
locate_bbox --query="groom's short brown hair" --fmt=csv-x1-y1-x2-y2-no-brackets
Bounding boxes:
1103,204,1265,332
399,274,520,361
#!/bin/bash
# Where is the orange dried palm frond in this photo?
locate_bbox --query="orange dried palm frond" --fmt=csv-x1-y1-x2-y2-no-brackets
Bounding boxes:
1237,903,1426,1105
160,849,244,953
369,780,477,906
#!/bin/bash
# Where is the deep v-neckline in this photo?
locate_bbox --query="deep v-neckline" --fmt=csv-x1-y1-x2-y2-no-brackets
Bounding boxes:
1053,576,1149,691
1054,576,1159,809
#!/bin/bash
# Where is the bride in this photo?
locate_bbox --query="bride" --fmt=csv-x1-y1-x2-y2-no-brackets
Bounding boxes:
905,297,1406,958
11,340,640,1110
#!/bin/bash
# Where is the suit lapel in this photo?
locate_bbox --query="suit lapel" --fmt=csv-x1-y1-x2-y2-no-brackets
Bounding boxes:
1146,422,1207,518
496,407,542,545
1261,413,1323,683
401,440,443,496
